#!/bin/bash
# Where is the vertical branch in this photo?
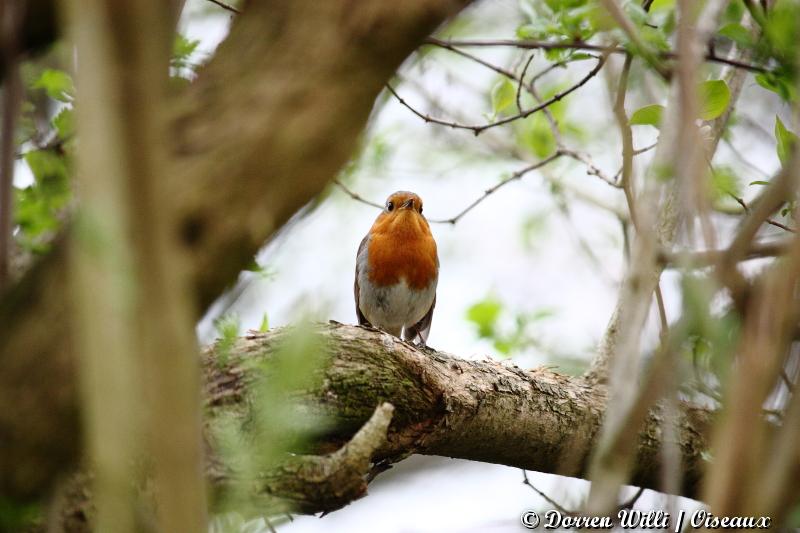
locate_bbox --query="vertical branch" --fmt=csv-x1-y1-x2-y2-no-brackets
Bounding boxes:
65,2,142,529
585,0,730,514
119,2,210,530
0,2,21,289
65,0,208,531
705,42,800,521
704,220,800,516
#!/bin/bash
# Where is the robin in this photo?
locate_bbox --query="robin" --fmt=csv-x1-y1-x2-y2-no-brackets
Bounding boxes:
354,191,438,345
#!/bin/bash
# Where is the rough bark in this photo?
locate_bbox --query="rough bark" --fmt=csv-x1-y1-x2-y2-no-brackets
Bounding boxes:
0,0,469,503
203,323,713,512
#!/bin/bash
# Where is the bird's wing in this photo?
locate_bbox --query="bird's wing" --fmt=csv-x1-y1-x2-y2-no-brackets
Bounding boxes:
404,294,435,346
354,234,371,326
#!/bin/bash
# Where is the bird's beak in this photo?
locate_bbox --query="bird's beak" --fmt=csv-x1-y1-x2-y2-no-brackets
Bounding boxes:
400,198,415,210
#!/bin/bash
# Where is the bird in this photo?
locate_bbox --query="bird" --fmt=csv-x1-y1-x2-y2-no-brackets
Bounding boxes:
354,191,438,345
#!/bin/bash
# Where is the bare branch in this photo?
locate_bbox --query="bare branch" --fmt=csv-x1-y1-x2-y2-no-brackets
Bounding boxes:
729,192,796,234
427,152,563,224
204,0,241,14
660,239,791,267
424,38,768,73
386,56,606,135
332,179,384,210
521,470,573,515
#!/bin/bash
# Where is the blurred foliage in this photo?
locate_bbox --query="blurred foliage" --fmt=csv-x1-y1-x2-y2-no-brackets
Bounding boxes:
512,81,585,157
774,115,798,166
0,497,41,532
678,275,741,400
258,312,270,333
13,60,74,254
710,165,742,202
171,34,201,81
466,295,555,355
210,326,327,518
214,313,241,368
465,295,589,374
11,33,201,255
629,79,731,129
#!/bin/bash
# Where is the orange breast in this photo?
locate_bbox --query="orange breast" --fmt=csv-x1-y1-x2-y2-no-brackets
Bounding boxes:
367,210,438,290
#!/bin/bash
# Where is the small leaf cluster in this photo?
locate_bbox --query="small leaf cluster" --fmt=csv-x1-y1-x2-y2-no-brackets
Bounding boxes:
14,64,76,254
466,295,555,356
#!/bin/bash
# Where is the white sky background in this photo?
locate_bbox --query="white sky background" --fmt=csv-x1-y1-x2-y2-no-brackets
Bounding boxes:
180,1,789,532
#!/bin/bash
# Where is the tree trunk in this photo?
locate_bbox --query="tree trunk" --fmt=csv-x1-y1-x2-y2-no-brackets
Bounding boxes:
0,0,469,503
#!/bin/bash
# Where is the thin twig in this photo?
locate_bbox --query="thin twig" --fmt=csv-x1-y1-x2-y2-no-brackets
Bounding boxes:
559,148,619,187
430,38,520,83
204,0,241,14
428,152,563,224
730,193,796,233
654,283,668,341
521,470,573,515
633,142,658,156
423,38,768,73
516,54,535,113
333,179,384,209
530,55,598,85
619,487,646,510
386,56,606,136
410,45,618,190
613,54,638,230
599,0,668,78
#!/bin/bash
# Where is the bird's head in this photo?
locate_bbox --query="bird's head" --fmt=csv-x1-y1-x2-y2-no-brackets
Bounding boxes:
384,191,423,216
371,191,430,236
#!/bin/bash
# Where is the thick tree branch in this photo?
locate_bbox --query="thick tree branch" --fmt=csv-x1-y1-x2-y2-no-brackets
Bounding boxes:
44,322,722,531
201,323,712,513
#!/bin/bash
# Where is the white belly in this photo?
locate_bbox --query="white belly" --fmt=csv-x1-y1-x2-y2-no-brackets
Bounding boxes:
358,274,436,337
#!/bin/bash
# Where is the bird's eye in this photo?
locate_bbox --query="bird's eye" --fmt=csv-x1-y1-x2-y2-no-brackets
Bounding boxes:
387,201,394,212
419,204,423,214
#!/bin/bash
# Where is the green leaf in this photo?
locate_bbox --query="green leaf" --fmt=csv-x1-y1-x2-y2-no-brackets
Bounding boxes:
493,339,512,355
466,298,503,338
490,78,516,115
14,148,72,253
258,313,270,333
629,104,664,127
749,180,770,186
172,34,200,71
775,115,798,165
518,113,556,157
640,26,670,52
699,80,730,121
718,23,753,47
755,70,797,102
711,166,740,200
32,69,74,102
25,149,68,186
214,313,241,367
53,107,74,140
